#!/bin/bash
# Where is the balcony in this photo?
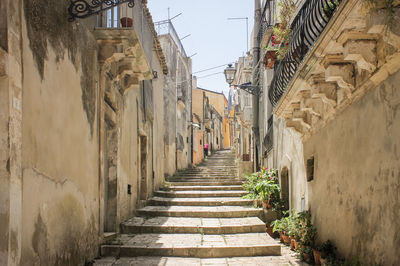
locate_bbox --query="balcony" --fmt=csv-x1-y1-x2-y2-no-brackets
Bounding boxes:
268,0,342,107
95,1,167,76
257,0,275,46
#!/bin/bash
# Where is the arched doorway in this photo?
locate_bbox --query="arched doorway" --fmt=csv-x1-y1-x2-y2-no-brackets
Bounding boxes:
280,167,290,211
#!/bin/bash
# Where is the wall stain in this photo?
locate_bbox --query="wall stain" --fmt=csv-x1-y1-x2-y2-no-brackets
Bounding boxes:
23,0,97,136
30,197,98,265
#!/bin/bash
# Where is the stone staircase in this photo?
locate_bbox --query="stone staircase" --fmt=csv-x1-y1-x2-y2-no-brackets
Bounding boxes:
98,150,281,262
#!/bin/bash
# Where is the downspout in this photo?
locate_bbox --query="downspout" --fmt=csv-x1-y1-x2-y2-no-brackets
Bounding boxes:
252,0,261,170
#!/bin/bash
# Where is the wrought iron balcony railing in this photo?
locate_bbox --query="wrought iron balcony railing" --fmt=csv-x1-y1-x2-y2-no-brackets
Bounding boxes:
268,0,342,107
257,0,275,45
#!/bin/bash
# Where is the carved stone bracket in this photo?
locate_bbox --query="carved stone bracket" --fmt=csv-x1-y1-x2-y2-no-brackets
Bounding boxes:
338,31,379,73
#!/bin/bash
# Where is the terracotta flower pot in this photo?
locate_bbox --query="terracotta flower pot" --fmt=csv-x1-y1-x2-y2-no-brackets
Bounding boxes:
313,249,321,265
120,17,133,27
279,232,284,243
264,50,277,69
290,236,295,250
266,225,274,237
262,199,269,209
283,234,290,245
294,239,299,250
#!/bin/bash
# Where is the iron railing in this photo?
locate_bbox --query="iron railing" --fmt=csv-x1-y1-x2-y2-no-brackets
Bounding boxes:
155,20,187,58
268,0,342,107
264,116,273,153
257,0,275,45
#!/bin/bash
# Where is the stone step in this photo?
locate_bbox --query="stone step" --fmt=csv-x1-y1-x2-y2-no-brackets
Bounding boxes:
121,217,266,234
94,256,296,266
167,180,244,186
149,196,253,206
176,171,237,175
101,233,281,258
170,176,238,180
168,185,243,191
166,178,242,183
154,190,248,198
136,206,263,219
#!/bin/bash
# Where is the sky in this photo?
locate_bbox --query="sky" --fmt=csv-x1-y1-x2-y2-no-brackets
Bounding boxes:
148,0,255,98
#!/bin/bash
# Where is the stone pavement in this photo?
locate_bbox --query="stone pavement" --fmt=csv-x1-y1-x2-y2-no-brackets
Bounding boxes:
95,150,308,265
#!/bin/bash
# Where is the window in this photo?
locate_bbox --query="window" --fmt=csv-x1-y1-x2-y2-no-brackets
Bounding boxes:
306,156,314,182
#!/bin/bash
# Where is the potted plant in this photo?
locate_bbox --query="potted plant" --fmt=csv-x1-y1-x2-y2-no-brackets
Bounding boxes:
317,240,336,264
266,222,274,237
271,218,284,242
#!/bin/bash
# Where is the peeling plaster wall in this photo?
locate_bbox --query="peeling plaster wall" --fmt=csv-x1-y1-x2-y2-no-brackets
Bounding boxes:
304,70,400,265
20,1,100,264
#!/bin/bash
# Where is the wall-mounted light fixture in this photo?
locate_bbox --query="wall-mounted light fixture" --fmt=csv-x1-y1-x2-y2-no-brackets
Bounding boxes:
224,64,260,95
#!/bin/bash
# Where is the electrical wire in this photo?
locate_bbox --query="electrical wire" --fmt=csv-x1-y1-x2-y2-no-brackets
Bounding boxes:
193,63,235,74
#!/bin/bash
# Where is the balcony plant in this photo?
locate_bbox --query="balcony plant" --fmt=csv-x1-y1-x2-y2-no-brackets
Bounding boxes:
272,0,295,59
323,0,340,18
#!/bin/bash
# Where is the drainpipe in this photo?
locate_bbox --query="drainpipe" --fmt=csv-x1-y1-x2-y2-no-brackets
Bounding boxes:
252,0,261,170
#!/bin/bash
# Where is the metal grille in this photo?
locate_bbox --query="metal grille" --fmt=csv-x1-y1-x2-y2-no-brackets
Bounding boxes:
257,0,275,45
268,0,342,107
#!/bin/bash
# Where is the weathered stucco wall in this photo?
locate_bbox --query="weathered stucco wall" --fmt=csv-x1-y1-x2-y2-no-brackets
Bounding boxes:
19,0,100,264
304,71,400,265
0,48,10,266
274,117,308,211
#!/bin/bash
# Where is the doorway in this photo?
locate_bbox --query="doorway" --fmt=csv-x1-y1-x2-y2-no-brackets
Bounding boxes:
139,136,148,200
104,122,118,232
280,167,290,211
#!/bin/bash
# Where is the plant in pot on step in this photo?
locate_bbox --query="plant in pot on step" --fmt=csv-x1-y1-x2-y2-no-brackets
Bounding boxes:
316,240,337,265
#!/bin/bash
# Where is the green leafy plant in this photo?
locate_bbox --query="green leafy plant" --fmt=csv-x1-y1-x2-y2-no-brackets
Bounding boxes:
268,0,296,59
323,0,340,18
316,240,337,259
242,167,280,206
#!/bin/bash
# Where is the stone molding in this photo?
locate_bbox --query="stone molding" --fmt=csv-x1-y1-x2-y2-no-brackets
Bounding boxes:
273,0,400,140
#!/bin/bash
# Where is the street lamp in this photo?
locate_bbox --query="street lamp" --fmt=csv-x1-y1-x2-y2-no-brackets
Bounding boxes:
224,64,236,85
224,64,260,95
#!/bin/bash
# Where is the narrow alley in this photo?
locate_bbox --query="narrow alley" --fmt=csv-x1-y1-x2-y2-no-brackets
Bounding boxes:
94,150,302,265
1,0,399,265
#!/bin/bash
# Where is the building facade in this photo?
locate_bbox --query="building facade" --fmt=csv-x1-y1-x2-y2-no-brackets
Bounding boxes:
248,0,400,264
158,21,193,176
0,1,167,265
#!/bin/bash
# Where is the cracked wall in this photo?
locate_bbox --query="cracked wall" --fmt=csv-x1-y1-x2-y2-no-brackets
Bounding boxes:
304,70,400,265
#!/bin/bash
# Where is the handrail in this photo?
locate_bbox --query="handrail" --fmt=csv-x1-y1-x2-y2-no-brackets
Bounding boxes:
268,0,342,107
